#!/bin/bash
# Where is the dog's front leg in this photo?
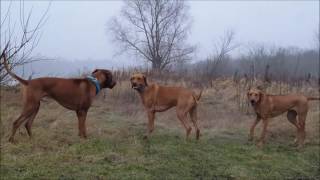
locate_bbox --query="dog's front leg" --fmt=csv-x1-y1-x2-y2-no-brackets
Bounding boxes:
76,110,88,138
248,116,261,141
257,118,268,148
144,110,155,140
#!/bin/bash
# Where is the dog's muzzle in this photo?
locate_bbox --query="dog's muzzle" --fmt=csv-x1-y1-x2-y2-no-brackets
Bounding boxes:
131,83,144,91
131,82,137,89
250,100,256,105
110,81,116,89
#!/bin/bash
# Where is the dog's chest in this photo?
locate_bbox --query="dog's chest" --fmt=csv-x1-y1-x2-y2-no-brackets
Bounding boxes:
254,105,272,118
255,105,285,118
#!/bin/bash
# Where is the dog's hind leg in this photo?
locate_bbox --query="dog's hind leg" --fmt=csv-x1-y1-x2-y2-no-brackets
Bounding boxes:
287,110,299,128
177,110,192,140
189,106,200,140
9,102,39,143
24,102,40,138
297,113,307,148
287,110,299,145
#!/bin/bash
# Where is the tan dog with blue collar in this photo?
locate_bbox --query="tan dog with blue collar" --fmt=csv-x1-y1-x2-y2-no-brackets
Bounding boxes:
1,51,116,143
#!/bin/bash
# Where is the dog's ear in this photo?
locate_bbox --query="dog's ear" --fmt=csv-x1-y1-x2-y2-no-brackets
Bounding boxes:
247,86,251,97
247,85,252,91
92,69,98,74
143,75,148,86
256,85,265,91
258,90,265,101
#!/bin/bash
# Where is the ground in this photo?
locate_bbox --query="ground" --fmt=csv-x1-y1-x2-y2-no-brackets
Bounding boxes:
1,79,319,179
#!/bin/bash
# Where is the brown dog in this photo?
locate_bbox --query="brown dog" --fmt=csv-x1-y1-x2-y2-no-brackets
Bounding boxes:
247,87,319,148
1,52,116,143
130,73,202,140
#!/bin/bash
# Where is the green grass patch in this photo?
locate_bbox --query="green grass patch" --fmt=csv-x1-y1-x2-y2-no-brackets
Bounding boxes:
1,98,319,179
1,127,319,179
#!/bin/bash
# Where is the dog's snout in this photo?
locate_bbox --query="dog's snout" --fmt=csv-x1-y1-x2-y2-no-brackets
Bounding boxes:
250,100,255,104
111,81,116,88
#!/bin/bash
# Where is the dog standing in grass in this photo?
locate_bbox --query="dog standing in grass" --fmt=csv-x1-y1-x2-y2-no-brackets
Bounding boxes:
1,50,116,143
247,87,319,148
130,73,202,140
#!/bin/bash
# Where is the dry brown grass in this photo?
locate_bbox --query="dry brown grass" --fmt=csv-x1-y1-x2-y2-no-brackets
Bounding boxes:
1,77,319,145
1,78,319,179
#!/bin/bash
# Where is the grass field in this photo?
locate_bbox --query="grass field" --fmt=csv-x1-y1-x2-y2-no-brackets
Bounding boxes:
1,79,319,179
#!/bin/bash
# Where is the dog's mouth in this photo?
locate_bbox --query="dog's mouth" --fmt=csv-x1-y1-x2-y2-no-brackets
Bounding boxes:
110,81,116,89
132,83,144,91
131,83,137,89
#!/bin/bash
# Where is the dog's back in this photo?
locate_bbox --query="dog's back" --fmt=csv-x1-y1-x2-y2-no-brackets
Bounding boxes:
258,94,308,117
156,85,200,106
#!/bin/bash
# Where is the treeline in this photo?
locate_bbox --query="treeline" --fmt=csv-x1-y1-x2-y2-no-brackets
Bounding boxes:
173,45,319,85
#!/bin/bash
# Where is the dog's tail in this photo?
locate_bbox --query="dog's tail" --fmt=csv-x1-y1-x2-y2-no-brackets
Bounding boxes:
196,90,202,101
193,89,203,103
307,97,320,101
1,50,28,85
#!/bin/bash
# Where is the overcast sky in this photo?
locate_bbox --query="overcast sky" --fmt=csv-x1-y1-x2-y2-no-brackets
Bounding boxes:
1,1,319,70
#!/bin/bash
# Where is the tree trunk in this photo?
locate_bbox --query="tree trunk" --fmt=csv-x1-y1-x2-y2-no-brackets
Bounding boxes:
152,56,162,71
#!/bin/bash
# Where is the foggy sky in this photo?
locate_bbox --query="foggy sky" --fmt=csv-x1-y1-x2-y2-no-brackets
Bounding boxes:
1,1,319,75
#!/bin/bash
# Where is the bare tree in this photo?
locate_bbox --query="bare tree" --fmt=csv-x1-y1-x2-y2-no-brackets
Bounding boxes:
109,0,195,71
213,30,238,62
206,29,239,78
0,0,50,84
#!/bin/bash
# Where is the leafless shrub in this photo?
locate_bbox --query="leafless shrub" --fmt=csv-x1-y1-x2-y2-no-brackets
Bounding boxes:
202,30,239,85
0,0,51,85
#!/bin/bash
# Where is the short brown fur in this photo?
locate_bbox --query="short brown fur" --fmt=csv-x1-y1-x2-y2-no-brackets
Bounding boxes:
247,87,319,148
130,73,202,140
1,52,116,143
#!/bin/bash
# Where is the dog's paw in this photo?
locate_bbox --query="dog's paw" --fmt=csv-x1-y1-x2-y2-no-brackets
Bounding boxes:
257,141,264,149
143,135,149,140
8,137,16,144
248,136,254,142
290,142,299,147
79,134,87,139
196,130,201,140
297,143,305,150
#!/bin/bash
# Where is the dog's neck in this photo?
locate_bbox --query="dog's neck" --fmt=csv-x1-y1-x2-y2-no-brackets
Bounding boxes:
92,75,103,87
136,84,153,97
136,84,159,108
135,86,145,93
252,93,267,109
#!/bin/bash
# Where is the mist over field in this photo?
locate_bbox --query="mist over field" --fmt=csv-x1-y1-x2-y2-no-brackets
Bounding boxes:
14,59,134,78
1,1,318,78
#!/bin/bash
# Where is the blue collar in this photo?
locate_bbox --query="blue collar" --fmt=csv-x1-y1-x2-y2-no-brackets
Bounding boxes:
86,75,101,95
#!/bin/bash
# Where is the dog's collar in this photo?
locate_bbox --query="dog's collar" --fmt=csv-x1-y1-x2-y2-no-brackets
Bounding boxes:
86,75,101,95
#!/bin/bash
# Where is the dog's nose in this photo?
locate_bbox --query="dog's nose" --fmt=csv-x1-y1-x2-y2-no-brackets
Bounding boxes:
111,81,116,88
250,100,255,104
